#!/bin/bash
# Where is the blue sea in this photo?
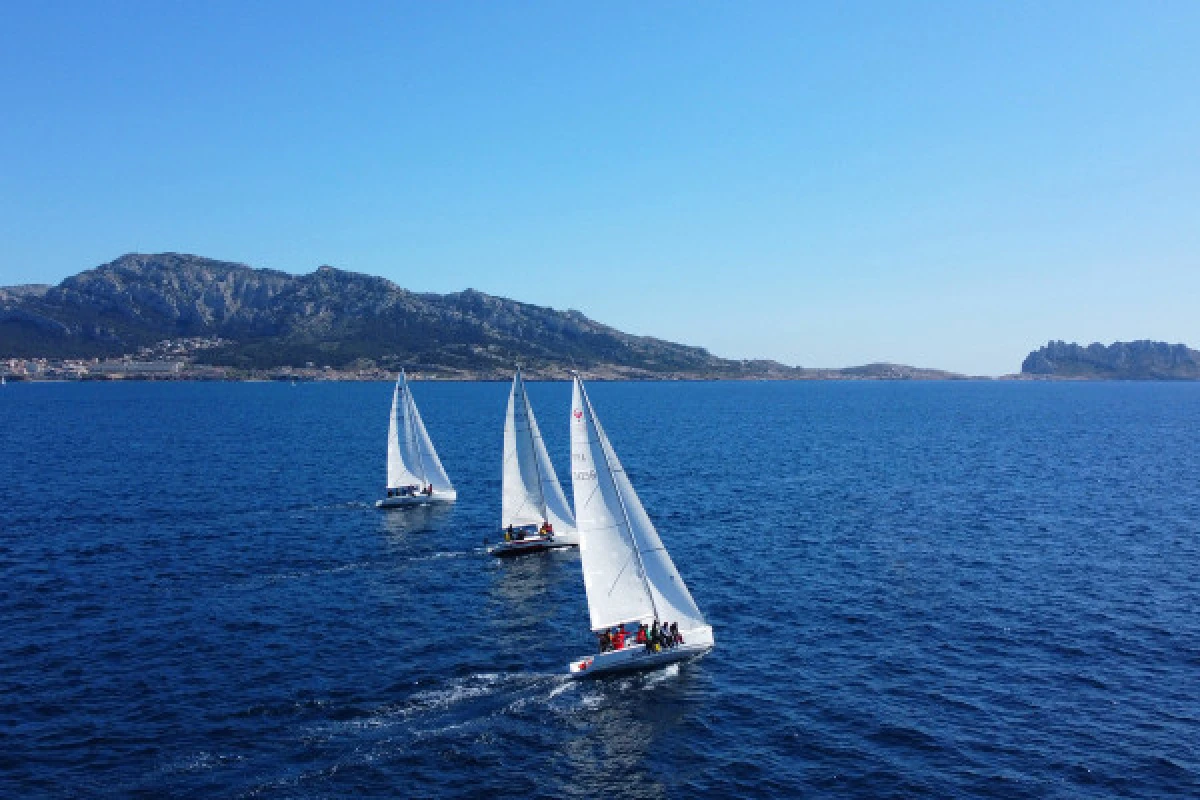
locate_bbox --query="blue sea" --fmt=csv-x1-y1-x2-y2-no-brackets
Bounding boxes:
2,380,1198,798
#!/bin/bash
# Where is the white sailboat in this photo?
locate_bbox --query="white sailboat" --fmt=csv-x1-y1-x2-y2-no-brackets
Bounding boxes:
566,374,714,677
375,370,457,508
492,368,578,557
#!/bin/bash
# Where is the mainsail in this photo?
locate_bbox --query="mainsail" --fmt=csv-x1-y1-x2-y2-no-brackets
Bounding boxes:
386,371,454,492
569,375,706,633
501,369,576,531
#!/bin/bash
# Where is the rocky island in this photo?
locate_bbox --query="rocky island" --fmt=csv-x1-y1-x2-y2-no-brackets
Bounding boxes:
1021,340,1200,380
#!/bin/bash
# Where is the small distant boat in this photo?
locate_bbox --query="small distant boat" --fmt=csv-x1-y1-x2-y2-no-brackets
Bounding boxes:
491,368,578,557
566,374,714,677
375,371,456,508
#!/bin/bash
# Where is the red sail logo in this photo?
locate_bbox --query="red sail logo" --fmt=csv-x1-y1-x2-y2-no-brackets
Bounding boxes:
573,409,583,420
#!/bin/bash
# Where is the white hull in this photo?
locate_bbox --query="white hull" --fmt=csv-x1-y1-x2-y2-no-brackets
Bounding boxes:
375,490,457,509
568,625,714,678
549,529,580,546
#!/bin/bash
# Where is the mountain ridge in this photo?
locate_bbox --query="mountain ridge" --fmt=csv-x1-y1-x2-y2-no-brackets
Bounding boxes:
0,253,777,377
1,252,968,379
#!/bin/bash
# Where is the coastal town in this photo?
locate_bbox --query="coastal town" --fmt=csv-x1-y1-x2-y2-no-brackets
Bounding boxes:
1,337,395,382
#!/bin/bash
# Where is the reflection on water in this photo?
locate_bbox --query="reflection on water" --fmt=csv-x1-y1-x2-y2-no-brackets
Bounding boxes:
376,503,454,542
487,550,577,631
545,664,709,799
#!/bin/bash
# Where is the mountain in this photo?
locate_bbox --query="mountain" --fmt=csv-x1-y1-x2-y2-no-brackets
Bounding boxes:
1,252,963,379
0,253,768,377
1021,340,1200,380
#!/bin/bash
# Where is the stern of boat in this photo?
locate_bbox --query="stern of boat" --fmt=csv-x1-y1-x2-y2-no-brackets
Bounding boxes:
548,529,580,547
569,656,596,675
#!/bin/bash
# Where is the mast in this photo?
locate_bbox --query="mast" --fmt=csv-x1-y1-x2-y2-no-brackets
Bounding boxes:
577,375,660,623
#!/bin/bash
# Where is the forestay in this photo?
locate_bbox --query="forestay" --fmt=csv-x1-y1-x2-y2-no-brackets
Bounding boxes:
570,376,706,633
501,369,576,531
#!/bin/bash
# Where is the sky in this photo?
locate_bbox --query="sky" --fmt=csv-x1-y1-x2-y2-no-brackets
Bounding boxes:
1,2,1198,375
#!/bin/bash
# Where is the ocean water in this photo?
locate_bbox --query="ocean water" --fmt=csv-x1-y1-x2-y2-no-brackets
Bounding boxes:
1,380,1198,798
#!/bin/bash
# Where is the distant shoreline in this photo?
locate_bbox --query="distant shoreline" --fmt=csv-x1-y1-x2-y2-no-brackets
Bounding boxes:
6,373,1200,384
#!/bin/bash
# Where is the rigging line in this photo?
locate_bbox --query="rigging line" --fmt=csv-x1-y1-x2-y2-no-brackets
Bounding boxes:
582,481,600,512
608,554,636,597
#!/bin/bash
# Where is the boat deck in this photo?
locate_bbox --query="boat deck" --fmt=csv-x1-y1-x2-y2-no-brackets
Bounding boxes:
569,626,714,677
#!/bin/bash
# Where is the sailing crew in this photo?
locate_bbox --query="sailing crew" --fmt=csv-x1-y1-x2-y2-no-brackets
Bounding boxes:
635,624,647,645
671,622,682,645
612,626,626,650
598,630,612,652
505,524,514,542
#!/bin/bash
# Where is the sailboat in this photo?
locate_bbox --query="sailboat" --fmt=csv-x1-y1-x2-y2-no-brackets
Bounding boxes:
492,368,578,557
566,374,714,677
375,370,457,508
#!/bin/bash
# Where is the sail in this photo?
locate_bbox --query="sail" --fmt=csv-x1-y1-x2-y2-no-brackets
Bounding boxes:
386,377,423,489
570,376,705,632
404,374,455,493
528,384,576,532
386,372,454,492
501,370,576,531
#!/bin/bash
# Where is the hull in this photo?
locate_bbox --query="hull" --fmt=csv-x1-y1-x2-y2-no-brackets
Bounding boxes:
547,529,580,546
490,533,577,557
568,625,714,678
375,490,457,509
490,539,555,557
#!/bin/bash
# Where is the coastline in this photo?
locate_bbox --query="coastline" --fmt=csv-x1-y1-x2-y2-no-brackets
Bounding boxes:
14,371,1198,383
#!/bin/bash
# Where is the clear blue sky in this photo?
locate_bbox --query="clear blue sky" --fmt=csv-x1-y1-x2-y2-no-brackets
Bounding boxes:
2,2,1197,375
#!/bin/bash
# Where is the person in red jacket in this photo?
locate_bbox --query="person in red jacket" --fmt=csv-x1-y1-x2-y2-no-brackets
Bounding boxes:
635,624,647,645
612,626,625,650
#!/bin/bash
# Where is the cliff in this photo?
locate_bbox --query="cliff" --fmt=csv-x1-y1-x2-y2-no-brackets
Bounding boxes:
1021,340,1200,380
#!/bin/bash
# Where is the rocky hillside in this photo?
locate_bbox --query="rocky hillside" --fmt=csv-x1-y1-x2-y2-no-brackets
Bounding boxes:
1021,340,1200,380
2,252,971,379
0,253,790,377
